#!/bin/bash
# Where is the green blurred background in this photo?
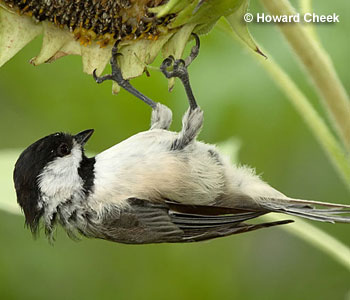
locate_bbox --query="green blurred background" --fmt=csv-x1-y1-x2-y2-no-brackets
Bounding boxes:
0,1,349,299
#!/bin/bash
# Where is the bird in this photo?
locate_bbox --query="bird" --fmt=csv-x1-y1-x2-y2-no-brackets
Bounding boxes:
14,41,350,244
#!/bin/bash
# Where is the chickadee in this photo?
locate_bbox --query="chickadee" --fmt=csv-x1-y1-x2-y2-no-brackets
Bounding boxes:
14,39,350,244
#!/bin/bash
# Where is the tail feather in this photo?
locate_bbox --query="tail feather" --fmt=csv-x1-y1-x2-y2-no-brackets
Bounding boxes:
275,197,350,208
182,219,294,242
260,197,350,223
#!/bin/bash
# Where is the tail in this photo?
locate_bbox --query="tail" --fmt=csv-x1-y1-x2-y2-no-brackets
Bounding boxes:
181,219,294,242
259,197,350,223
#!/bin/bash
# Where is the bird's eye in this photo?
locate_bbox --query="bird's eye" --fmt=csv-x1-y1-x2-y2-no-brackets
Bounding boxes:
57,143,70,157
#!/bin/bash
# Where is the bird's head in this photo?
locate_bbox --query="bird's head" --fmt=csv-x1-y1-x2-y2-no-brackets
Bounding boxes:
13,129,94,236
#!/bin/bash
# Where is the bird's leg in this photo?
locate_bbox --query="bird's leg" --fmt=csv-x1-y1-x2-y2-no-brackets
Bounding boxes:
160,33,200,110
150,102,173,131
184,33,200,68
170,103,203,150
93,41,157,109
161,33,203,150
93,41,172,130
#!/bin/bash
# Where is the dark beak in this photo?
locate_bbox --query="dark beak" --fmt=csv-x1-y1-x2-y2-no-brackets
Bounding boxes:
74,129,94,146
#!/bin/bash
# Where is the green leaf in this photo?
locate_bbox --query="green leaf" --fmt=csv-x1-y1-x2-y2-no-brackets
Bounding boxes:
148,0,191,18
225,0,266,57
217,138,241,164
0,150,21,215
171,0,244,33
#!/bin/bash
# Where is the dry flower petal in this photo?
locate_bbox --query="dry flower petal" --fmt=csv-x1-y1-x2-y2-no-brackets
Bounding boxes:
0,7,42,67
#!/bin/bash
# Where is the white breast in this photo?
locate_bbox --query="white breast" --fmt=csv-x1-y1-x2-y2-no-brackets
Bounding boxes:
89,130,226,214
38,143,85,222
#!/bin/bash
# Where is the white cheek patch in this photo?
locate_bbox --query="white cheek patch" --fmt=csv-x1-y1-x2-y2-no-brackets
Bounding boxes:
38,143,85,210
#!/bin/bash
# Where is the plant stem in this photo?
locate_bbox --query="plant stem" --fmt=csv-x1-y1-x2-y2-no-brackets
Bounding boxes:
220,18,350,190
217,138,350,272
255,50,350,190
260,0,350,152
299,0,312,15
298,0,319,42
262,214,350,271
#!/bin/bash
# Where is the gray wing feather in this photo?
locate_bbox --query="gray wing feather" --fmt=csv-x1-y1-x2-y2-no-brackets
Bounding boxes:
94,198,293,244
97,199,183,244
169,211,265,228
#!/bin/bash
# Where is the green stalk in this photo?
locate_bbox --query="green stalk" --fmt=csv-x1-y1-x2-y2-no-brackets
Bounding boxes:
299,0,312,15
220,20,350,190
254,49,350,189
260,0,350,152
298,0,319,42
262,214,350,271
218,138,350,271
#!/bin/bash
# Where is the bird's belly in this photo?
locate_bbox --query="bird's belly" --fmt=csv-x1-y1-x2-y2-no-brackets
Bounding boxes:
92,143,226,209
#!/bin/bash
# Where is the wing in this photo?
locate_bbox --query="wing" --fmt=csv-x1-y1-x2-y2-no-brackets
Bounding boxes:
96,198,293,244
